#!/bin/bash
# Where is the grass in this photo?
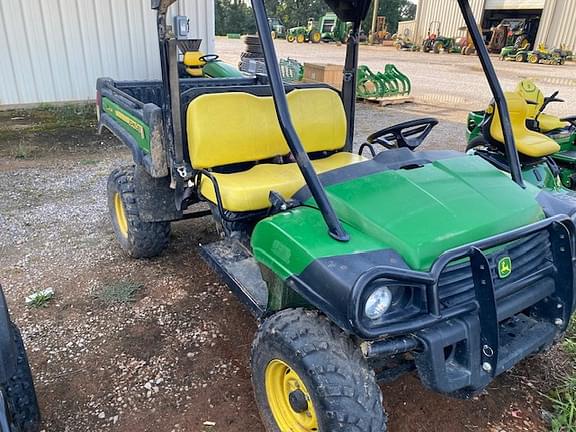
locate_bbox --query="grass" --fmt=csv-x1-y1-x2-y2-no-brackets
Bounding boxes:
97,280,143,304
13,142,36,159
27,290,55,308
549,321,576,431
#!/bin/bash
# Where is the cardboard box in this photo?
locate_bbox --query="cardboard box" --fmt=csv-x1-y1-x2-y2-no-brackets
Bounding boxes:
303,63,343,90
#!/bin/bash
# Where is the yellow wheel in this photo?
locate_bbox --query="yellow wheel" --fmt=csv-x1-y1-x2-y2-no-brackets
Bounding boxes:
271,30,277,39
251,309,387,432
265,359,319,431
310,31,321,44
287,34,296,43
107,166,171,258
528,54,539,64
113,192,128,238
296,33,305,44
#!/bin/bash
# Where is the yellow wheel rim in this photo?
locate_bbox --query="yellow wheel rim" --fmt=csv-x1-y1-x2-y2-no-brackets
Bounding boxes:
265,359,319,432
114,192,128,238
312,33,321,43
297,34,305,43
287,35,295,42
529,55,538,64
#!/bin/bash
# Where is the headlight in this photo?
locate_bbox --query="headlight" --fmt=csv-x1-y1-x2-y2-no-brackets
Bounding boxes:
364,286,393,320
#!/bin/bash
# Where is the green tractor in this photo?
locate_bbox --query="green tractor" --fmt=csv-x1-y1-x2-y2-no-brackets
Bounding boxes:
286,18,322,43
422,21,459,53
499,46,529,62
98,0,576,430
318,12,348,43
467,79,576,188
268,17,286,39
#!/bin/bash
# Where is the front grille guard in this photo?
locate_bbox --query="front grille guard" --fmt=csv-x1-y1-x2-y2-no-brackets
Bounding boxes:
348,215,575,354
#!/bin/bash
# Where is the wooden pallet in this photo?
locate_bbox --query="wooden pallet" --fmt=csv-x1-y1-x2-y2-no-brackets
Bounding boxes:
358,95,414,106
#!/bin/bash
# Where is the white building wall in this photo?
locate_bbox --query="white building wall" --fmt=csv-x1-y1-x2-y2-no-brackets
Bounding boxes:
397,20,417,38
537,0,576,51
413,0,485,43
0,0,215,106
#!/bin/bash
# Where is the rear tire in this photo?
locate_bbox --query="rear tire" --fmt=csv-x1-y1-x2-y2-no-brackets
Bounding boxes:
433,41,444,54
4,323,40,432
251,308,387,432
107,166,170,258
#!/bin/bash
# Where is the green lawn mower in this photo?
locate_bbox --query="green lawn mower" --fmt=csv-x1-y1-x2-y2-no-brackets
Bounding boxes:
527,43,567,65
98,0,576,430
499,46,529,62
422,21,459,53
467,79,576,189
286,18,322,43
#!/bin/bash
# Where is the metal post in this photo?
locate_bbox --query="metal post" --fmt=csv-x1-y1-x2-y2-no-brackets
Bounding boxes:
370,0,380,38
341,21,361,152
250,0,349,241
456,0,524,188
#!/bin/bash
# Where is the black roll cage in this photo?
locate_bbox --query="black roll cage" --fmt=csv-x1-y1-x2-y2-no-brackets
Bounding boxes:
151,0,525,240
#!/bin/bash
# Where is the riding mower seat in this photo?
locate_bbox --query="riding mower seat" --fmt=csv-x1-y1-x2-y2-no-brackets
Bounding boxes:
487,91,560,158
186,87,366,212
516,80,570,133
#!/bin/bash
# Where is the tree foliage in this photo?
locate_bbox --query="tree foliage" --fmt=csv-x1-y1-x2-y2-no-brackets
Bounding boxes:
215,0,416,35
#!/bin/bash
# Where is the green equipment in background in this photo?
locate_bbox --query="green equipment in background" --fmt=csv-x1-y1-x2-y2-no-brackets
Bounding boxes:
279,58,304,82
286,18,322,43
318,12,348,43
356,64,411,100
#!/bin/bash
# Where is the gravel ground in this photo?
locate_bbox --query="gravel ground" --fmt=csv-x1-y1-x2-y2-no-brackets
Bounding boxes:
1,42,574,430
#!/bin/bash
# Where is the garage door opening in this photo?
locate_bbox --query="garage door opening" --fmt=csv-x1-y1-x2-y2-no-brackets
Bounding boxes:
483,9,542,53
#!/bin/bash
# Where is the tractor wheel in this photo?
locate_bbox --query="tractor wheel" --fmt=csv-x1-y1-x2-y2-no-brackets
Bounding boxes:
394,42,402,51
433,41,444,54
515,53,526,62
464,46,475,56
251,308,387,432
107,166,171,258
3,323,41,432
528,53,540,64
271,30,277,40
296,33,305,44
310,30,321,44
286,34,295,43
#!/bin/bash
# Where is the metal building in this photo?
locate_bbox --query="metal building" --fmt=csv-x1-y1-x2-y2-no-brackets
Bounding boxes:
0,0,215,107
400,0,576,51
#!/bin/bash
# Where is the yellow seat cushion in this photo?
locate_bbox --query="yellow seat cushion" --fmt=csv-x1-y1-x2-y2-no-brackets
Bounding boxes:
200,152,366,212
186,88,347,169
538,113,570,133
490,92,560,158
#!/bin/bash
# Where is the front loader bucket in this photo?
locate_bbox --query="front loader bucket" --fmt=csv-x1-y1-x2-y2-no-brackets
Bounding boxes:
357,64,411,99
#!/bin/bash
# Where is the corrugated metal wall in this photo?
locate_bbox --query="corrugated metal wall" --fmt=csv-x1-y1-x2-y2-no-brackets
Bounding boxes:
397,20,416,38
0,0,215,106
413,0,485,43
538,0,576,51
484,0,545,9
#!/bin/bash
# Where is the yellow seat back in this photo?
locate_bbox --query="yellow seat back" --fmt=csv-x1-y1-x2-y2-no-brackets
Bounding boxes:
489,92,560,158
515,80,544,119
183,51,205,77
186,88,347,169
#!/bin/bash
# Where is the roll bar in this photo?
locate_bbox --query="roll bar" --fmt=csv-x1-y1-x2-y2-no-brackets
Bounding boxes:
456,0,524,187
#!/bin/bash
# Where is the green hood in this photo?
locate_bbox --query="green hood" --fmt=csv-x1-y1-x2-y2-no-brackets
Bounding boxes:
308,156,544,270
252,156,544,279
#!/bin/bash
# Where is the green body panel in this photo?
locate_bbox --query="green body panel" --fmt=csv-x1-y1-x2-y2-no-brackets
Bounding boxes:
102,98,151,152
203,60,245,78
252,156,544,279
466,111,484,143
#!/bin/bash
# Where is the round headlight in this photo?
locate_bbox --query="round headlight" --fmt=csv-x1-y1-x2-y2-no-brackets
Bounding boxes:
364,286,393,320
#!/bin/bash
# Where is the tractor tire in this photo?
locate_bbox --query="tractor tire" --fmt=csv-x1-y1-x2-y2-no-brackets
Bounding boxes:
296,33,305,44
286,34,295,43
310,30,321,43
464,46,475,56
251,308,387,432
3,323,41,432
433,41,445,54
107,166,170,258
242,35,261,45
515,53,526,63
528,53,540,64
394,42,402,51
271,30,277,40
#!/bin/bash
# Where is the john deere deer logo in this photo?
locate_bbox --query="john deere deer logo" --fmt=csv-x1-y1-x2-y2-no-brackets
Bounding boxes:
498,256,512,279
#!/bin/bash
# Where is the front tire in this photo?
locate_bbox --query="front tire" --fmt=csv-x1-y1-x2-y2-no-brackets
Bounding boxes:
4,323,40,432
251,309,387,432
433,41,444,54
107,166,171,258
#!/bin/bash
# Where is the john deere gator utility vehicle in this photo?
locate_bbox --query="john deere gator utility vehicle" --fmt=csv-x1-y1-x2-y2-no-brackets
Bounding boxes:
98,0,576,430
467,79,576,188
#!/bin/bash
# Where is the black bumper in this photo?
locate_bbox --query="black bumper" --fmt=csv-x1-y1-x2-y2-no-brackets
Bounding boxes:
361,215,575,394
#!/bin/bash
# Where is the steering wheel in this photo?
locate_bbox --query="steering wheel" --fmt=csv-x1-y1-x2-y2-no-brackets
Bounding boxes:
199,54,219,63
367,118,439,151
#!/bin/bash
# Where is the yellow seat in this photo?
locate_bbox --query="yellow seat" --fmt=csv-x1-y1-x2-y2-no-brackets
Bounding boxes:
200,152,366,211
183,51,205,77
489,92,560,158
515,80,569,133
186,88,366,212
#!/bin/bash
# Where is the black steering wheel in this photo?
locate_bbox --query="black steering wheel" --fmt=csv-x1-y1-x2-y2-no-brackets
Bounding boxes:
199,54,219,63
367,118,439,151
